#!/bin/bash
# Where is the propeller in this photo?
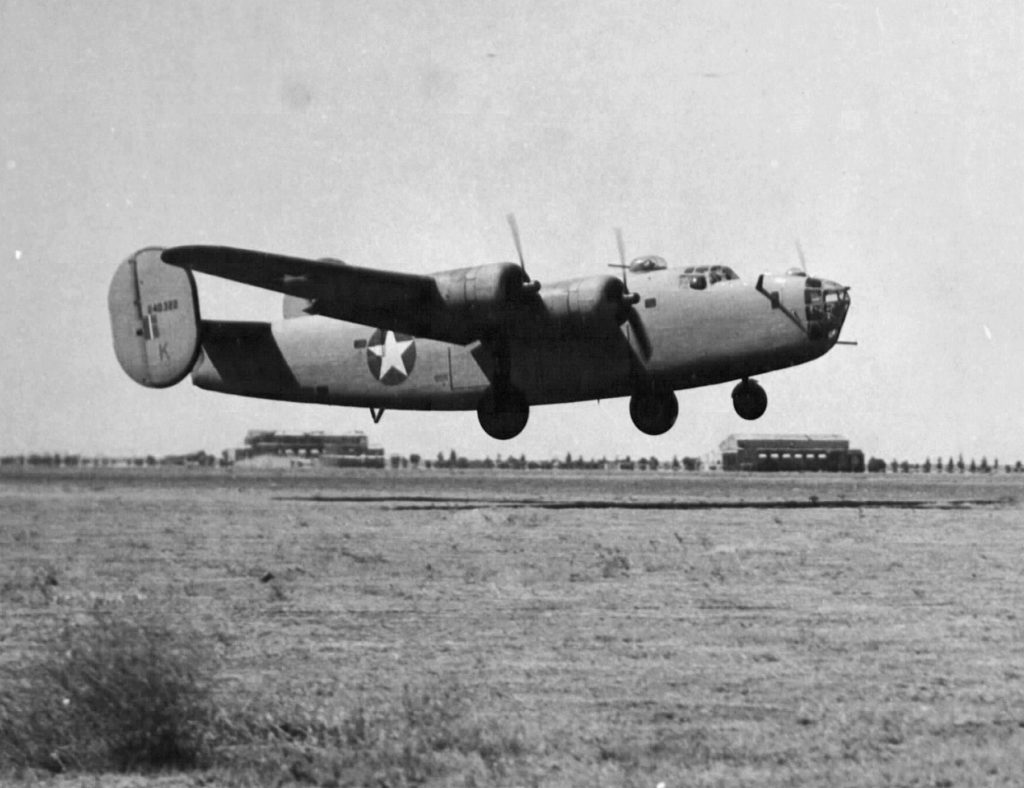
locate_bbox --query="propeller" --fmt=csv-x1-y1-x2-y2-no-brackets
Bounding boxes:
610,228,651,361
794,239,808,273
506,214,541,294
615,228,630,292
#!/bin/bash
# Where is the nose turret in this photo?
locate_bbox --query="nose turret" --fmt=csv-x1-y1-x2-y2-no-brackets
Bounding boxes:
803,277,850,343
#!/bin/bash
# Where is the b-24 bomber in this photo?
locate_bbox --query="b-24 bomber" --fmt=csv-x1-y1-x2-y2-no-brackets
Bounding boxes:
108,220,851,439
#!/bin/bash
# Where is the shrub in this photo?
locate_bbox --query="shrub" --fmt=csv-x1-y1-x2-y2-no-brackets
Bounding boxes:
0,599,219,773
1,601,528,784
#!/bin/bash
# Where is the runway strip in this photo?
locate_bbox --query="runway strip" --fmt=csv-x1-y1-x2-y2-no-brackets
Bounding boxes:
273,495,1016,511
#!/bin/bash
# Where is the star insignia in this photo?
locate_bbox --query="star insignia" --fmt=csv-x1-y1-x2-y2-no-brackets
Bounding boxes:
366,329,416,385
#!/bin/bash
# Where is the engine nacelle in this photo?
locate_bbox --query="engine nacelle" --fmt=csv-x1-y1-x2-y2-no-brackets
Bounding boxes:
431,262,527,319
536,274,627,334
108,247,201,387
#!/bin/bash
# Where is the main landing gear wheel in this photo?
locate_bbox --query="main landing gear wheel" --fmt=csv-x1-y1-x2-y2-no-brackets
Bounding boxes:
477,386,530,440
732,378,768,420
629,390,679,435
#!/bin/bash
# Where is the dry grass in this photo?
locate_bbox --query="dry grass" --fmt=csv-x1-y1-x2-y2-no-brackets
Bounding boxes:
0,593,528,785
0,599,218,773
1,469,1023,786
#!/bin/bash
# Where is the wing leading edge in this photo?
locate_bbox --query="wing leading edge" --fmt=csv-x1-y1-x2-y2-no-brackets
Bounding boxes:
160,245,480,344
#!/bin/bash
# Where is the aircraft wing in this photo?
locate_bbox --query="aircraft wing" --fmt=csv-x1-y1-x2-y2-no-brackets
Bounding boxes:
161,246,475,343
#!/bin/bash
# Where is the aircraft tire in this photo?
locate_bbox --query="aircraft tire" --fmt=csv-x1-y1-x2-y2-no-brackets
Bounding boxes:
629,390,678,435
732,378,768,420
477,387,529,440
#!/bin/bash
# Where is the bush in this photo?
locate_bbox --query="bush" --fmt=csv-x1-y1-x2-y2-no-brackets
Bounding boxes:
1,601,528,784
0,600,219,773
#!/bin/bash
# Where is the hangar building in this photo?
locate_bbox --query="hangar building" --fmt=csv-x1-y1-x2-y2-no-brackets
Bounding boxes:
719,434,864,472
232,430,385,468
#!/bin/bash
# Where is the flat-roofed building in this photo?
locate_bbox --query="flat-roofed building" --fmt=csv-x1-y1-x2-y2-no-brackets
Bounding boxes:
234,430,385,468
719,434,864,472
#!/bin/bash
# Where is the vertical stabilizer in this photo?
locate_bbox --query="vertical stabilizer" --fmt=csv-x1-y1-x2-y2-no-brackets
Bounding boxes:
108,247,201,387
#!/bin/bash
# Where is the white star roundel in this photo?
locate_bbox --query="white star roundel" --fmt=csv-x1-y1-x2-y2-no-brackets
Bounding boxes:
366,329,416,385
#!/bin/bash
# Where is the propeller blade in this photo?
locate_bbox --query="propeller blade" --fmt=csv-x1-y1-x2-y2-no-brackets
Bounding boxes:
795,239,808,273
614,227,628,291
507,213,540,293
627,307,653,361
507,213,526,276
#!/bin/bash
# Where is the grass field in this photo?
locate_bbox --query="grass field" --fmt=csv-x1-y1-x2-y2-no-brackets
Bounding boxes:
2,469,1023,787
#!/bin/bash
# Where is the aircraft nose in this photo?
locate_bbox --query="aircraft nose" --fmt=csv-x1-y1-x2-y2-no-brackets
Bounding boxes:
804,277,850,342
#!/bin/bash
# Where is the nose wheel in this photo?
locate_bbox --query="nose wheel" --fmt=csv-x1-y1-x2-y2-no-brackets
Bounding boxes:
732,378,768,420
629,390,679,435
477,386,529,440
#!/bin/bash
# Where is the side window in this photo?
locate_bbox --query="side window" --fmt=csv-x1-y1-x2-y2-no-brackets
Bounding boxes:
805,288,823,321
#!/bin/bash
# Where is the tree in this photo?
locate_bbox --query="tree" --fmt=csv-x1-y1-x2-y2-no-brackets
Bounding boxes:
900,460,910,474
969,459,977,473
867,457,887,473
891,459,899,473
947,458,955,473
957,454,965,473
409,453,421,468
923,457,932,473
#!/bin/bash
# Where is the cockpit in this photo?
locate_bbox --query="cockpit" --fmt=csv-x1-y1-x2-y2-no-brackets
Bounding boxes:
679,264,739,290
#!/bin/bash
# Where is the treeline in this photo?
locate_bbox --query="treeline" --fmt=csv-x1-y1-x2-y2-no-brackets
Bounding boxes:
866,456,1024,474
0,452,220,468
392,452,704,471
7,451,1022,474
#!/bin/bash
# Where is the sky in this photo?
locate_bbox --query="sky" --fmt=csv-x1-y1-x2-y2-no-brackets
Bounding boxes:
2,0,1023,463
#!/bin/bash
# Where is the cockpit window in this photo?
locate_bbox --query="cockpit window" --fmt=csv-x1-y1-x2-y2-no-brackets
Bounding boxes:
804,282,851,340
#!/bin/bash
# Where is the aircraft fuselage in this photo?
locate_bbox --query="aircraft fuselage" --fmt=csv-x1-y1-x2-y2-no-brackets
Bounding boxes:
191,267,843,410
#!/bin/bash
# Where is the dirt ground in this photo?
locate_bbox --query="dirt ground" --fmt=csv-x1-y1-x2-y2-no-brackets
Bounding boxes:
2,468,1023,787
